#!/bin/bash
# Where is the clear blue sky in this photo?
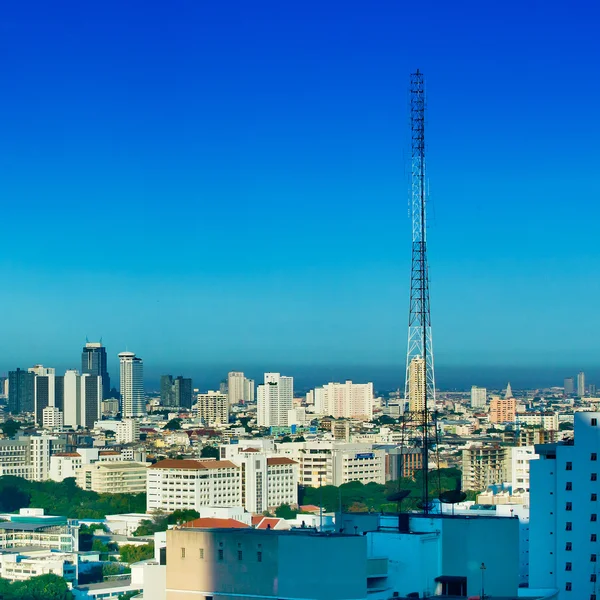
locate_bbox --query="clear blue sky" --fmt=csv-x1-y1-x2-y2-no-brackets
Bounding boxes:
1,1,599,388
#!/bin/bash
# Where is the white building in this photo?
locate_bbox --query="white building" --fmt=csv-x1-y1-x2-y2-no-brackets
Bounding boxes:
530,411,600,599
42,406,63,430
509,445,539,492
287,407,308,427
518,412,559,431
257,373,293,427
577,371,586,397
63,369,102,429
76,461,147,494
312,381,373,420
146,459,242,513
276,441,385,487
116,418,141,444
196,390,228,425
119,351,145,417
0,549,77,583
470,385,487,408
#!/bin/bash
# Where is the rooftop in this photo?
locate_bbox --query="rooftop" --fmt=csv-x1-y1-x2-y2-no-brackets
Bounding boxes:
149,459,238,470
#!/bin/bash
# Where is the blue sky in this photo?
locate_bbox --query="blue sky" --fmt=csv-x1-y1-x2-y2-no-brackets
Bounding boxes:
1,1,599,388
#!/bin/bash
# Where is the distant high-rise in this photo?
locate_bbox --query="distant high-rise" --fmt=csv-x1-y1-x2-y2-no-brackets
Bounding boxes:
63,369,102,428
81,342,110,400
119,352,145,417
173,376,193,409
160,375,175,406
408,356,426,412
257,373,293,427
564,377,575,397
227,371,255,405
471,386,487,408
577,371,585,397
8,368,35,414
30,366,63,426
590,383,597,397
312,381,373,419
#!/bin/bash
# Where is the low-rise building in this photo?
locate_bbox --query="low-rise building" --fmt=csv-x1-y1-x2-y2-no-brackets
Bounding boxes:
76,461,148,494
0,549,77,583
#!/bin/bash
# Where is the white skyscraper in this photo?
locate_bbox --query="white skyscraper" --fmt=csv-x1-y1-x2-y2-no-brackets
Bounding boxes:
257,373,293,427
311,381,373,419
470,386,487,408
119,352,145,417
63,369,102,428
577,371,585,397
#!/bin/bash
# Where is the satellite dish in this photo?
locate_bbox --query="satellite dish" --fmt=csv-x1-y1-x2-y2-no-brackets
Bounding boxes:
387,490,411,503
439,490,467,504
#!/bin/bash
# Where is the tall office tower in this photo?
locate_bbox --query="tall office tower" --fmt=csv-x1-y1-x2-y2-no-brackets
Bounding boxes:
470,385,487,408
119,352,145,417
173,376,193,409
408,356,426,412
244,378,255,403
577,371,585,397
81,374,102,428
8,368,35,414
81,342,110,400
257,373,293,427
160,375,175,406
30,367,62,426
564,377,575,397
227,371,246,405
312,381,374,419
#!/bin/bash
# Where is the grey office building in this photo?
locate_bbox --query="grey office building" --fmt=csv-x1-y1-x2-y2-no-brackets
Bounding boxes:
8,369,35,414
82,342,110,400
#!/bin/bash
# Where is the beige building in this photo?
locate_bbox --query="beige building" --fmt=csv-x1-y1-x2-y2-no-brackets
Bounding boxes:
196,390,228,426
76,461,147,493
489,396,516,424
165,527,367,600
408,356,426,412
461,444,509,491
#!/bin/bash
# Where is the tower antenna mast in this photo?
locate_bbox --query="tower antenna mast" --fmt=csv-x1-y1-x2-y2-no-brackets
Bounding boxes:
404,69,436,514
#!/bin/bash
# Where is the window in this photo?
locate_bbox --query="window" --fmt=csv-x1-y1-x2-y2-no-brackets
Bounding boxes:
592,418,597,426
594,473,598,481
592,574,597,582
181,548,186,558
565,582,572,591
566,522,573,531
218,549,223,561
566,462,573,471
566,542,572,551
566,502,573,511
238,550,243,561
257,551,262,562
592,514,598,522
593,453,598,461
593,494,598,502
566,562,572,571
566,482,573,491
592,554,597,563
593,534,598,542
199,548,204,559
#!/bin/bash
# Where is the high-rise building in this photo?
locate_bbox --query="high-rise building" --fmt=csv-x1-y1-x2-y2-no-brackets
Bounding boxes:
408,357,426,412
590,383,597,396
173,376,192,409
244,378,255,403
529,411,600,598
470,385,487,408
196,391,228,426
227,371,254,405
160,375,175,406
0,377,7,398
119,352,145,417
30,367,62,426
8,369,35,415
81,342,110,400
489,396,516,424
257,373,293,427
311,381,373,419
564,377,575,397
577,371,585,397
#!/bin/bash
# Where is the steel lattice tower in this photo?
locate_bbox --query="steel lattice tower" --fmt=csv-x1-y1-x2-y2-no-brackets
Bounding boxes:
405,69,435,409
402,69,437,514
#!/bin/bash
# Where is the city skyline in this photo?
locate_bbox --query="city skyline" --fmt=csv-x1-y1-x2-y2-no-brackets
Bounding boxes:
1,1,599,373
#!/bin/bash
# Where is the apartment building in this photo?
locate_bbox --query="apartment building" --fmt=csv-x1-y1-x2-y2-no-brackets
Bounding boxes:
489,396,517,424
276,441,386,487
529,411,600,599
461,444,509,491
116,418,141,445
518,411,559,431
147,459,242,513
312,381,374,420
509,445,539,492
0,434,65,481
196,390,228,426
76,461,148,494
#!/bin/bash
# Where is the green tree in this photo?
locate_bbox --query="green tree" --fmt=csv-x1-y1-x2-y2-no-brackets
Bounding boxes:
120,543,155,564
200,445,219,460
133,512,168,536
163,418,182,431
280,436,292,443
274,503,297,519
6,573,74,600
293,436,306,442
0,420,21,439
168,509,200,525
